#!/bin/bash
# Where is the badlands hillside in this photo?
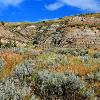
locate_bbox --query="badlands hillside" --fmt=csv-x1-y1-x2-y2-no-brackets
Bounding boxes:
0,13,100,49
0,13,100,100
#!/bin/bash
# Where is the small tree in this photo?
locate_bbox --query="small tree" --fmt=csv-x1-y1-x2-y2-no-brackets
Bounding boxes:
0,40,2,48
1,21,5,26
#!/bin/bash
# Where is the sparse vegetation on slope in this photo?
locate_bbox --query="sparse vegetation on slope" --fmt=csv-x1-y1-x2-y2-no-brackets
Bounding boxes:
0,13,100,100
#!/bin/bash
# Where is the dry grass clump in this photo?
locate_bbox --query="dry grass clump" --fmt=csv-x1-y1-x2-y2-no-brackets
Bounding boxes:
0,51,24,79
50,55,99,75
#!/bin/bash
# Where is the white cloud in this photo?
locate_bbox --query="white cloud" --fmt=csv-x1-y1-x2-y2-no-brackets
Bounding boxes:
0,0,24,7
45,2,64,11
45,0,100,12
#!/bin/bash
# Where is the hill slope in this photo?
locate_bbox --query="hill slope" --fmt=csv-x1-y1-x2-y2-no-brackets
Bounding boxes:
0,13,100,49
0,13,100,100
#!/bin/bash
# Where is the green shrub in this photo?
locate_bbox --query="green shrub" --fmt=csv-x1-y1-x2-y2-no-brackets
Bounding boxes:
57,48,79,56
32,70,90,100
93,52,100,58
79,49,88,56
0,41,3,48
2,42,17,48
86,69,100,81
36,52,62,67
0,58,5,70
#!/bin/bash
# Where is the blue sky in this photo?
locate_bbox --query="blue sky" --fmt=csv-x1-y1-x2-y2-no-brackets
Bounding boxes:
0,0,100,22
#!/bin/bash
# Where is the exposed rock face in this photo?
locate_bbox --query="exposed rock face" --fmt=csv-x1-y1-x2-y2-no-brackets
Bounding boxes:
32,26,100,48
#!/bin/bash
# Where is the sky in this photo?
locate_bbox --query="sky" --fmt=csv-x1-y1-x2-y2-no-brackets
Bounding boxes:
0,0,100,22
